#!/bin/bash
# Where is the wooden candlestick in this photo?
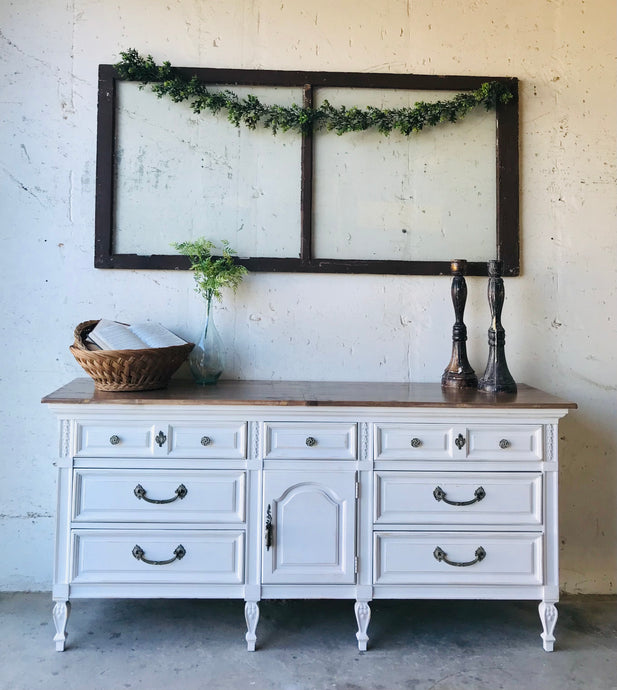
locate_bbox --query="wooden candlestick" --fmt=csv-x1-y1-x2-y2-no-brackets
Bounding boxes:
441,260,478,390
478,260,517,394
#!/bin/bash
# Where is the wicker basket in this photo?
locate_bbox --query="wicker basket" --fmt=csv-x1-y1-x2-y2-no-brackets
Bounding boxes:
70,320,194,392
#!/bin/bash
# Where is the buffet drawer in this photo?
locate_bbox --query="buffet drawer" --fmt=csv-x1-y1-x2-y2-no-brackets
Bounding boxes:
264,423,357,460
467,425,543,461
71,530,244,584
374,472,542,526
73,469,245,523
374,423,544,462
374,424,456,461
75,422,156,457
75,421,248,458
168,421,247,459
374,532,543,586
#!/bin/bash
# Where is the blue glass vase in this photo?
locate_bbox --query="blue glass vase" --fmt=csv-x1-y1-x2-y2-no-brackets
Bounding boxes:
189,297,224,385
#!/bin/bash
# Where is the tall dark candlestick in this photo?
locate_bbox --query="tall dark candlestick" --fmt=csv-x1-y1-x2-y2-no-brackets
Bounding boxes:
441,259,478,390
478,260,517,394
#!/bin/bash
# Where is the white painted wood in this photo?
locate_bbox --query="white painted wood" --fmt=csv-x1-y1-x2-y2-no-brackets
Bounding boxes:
47,393,571,652
264,422,357,460
52,600,71,652
374,424,456,461
53,463,72,607
168,421,247,459
244,602,259,652
374,472,542,526
354,601,371,651
75,421,158,456
374,532,543,586
467,425,543,461
72,469,245,523
543,424,560,604
71,530,245,584
262,470,356,584
539,601,558,652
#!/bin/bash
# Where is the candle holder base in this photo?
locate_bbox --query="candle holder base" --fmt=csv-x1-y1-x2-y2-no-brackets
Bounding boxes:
441,259,478,391
442,370,479,389
477,365,517,394
478,260,517,395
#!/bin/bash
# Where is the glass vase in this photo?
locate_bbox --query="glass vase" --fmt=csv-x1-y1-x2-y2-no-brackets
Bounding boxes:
189,297,224,385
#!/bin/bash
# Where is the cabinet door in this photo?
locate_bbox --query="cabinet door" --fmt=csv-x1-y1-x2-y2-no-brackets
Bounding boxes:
262,470,356,584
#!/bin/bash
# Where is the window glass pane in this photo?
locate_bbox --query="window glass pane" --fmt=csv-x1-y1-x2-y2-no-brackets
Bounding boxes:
114,82,302,258
312,88,496,261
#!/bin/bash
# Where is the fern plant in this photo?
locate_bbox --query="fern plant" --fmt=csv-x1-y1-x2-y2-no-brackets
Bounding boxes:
172,238,248,303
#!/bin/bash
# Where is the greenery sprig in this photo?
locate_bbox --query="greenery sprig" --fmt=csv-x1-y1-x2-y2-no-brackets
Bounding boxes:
115,49,513,136
172,238,248,303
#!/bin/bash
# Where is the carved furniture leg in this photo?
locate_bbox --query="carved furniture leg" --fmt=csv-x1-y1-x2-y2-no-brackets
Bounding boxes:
354,601,371,651
244,601,259,651
538,601,558,652
53,600,71,651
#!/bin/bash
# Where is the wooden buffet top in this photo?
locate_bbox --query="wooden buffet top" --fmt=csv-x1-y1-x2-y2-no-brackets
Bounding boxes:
42,378,577,410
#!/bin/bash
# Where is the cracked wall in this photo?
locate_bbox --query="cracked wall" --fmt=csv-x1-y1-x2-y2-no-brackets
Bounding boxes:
0,0,615,592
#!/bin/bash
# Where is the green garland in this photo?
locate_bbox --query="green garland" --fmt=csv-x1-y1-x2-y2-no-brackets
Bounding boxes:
115,48,513,136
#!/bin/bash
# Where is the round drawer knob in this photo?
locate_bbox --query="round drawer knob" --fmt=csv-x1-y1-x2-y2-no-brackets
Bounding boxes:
499,439,511,449
410,437,422,448
305,436,317,447
109,435,120,446
201,436,212,446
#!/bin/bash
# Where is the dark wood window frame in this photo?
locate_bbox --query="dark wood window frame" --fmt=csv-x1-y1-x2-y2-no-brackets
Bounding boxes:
95,65,519,276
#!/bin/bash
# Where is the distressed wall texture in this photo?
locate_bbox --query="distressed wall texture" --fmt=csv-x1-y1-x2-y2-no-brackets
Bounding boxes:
1,0,615,592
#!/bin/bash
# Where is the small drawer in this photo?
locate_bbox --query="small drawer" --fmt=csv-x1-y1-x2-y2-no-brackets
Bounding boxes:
72,469,245,523
374,424,456,461
71,529,245,584
264,423,357,460
374,472,542,526
169,422,247,459
467,425,543,461
374,532,543,586
75,422,157,456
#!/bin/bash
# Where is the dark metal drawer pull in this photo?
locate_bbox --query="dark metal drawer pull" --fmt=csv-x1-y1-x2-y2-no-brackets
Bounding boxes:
305,436,317,447
201,435,212,446
499,438,511,449
410,437,422,448
155,430,167,448
132,544,186,566
454,433,466,450
109,435,120,445
134,483,187,504
433,545,486,567
265,504,273,550
433,485,486,506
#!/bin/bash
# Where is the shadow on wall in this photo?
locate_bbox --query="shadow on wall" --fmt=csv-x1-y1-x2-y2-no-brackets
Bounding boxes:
557,410,616,594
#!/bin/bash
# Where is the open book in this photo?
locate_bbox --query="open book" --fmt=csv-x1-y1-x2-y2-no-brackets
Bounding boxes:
86,319,188,351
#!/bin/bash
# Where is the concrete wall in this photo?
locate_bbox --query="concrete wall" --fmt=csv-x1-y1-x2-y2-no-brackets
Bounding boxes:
1,0,615,593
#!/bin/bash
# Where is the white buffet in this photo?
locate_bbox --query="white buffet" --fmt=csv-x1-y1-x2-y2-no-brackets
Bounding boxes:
42,379,575,652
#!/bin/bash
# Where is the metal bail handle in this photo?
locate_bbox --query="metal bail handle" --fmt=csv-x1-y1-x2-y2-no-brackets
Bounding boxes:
132,544,186,566
134,483,188,504
433,545,486,567
433,486,486,506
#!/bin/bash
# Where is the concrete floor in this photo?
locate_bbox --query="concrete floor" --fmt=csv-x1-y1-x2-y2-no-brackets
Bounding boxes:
0,594,615,690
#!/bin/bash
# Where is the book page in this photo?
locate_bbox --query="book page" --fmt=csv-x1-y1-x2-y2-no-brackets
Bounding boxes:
87,319,149,350
129,323,186,348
